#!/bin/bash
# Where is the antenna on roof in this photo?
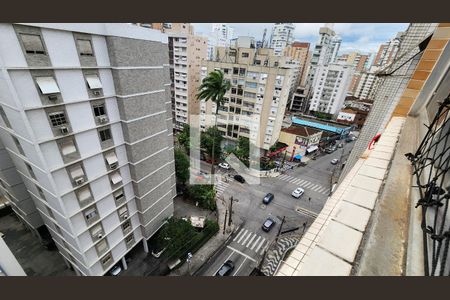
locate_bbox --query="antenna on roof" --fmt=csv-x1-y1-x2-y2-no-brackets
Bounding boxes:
261,28,267,48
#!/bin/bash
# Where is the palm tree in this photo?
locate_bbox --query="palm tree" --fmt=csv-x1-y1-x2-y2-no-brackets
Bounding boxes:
197,70,231,175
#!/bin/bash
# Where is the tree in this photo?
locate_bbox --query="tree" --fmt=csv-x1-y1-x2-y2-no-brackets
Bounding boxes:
233,136,250,167
156,218,198,258
197,70,231,174
174,148,190,188
177,124,190,153
187,184,216,211
201,126,223,161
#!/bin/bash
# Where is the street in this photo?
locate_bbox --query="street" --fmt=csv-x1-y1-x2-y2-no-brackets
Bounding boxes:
196,140,355,276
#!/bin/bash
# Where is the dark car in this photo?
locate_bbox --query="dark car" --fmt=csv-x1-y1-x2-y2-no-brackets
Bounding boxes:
215,260,235,276
262,218,276,232
234,174,245,183
262,193,274,204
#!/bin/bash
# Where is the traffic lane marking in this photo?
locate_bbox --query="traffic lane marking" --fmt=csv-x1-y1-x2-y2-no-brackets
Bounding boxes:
233,257,248,276
213,249,237,276
226,245,257,262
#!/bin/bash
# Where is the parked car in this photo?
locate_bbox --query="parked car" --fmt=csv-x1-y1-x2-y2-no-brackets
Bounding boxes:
262,193,274,204
234,174,245,183
218,162,230,170
324,148,334,154
215,260,235,276
262,218,276,232
109,265,122,276
291,187,305,198
331,159,339,165
338,143,343,148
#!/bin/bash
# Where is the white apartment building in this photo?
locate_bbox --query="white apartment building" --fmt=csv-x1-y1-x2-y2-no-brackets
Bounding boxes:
372,32,405,68
309,63,354,115
0,23,176,276
200,38,296,152
353,67,380,100
270,23,296,56
207,23,234,60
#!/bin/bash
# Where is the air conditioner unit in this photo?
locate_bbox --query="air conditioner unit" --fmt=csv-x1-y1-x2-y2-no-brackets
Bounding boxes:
93,90,101,96
60,126,69,134
97,233,103,239
98,115,108,124
74,177,85,185
48,94,58,101
109,162,118,170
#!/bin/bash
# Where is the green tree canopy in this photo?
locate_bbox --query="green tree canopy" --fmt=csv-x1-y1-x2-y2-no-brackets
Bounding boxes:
174,148,190,185
201,126,223,161
177,124,190,153
187,184,216,211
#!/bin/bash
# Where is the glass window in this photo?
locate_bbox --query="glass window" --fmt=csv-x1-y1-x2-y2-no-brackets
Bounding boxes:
233,67,239,75
20,34,45,54
99,128,112,142
239,68,246,76
241,52,249,58
77,39,94,56
48,112,67,127
93,104,106,117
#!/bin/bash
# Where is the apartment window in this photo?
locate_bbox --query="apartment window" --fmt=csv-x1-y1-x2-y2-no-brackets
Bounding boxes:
236,99,242,105
235,108,241,114
231,88,237,94
239,68,246,76
90,223,104,239
85,75,102,89
241,52,249,58
48,112,67,127
105,152,118,169
110,172,122,185
101,253,112,267
230,97,236,103
237,88,243,96
93,104,106,117
244,92,256,98
118,205,128,220
113,189,125,204
0,106,11,128
35,77,60,95
223,68,229,74
84,206,98,222
229,106,235,113
122,220,132,233
95,239,109,255
25,162,36,179
125,234,134,246
77,39,94,56
233,67,239,75
98,128,112,142
255,60,261,65
61,140,77,156
20,34,45,54
12,136,24,155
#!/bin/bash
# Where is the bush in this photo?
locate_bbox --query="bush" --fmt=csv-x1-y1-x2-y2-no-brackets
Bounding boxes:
187,184,217,211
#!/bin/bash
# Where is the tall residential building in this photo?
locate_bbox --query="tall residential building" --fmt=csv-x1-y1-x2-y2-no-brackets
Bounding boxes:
207,23,234,60
307,25,342,86
353,67,379,99
288,86,310,113
149,23,208,130
372,32,405,68
308,62,354,115
284,42,311,86
337,51,370,72
0,23,177,276
270,23,296,56
200,37,296,152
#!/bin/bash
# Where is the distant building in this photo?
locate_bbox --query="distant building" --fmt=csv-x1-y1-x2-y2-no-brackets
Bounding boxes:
288,86,310,113
337,51,370,72
343,97,373,112
279,125,322,158
372,32,405,68
353,67,379,100
270,23,296,56
208,23,234,60
336,108,369,129
284,42,311,86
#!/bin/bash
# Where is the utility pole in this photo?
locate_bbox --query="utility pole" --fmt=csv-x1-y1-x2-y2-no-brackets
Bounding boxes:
223,209,228,234
228,196,234,226
275,216,286,243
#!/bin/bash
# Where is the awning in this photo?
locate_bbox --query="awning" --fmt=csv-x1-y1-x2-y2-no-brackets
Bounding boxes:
85,75,102,89
306,145,318,153
70,166,84,179
61,141,77,156
78,187,91,202
35,76,60,94
105,152,118,166
294,154,302,160
110,172,122,185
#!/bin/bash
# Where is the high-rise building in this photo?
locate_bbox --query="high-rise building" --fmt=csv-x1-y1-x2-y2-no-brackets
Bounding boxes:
372,32,405,68
200,37,296,152
270,23,296,56
145,23,208,131
308,62,354,115
207,23,234,60
0,23,177,276
307,25,342,86
284,42,311,86
353,67,379,99
337,51,370,72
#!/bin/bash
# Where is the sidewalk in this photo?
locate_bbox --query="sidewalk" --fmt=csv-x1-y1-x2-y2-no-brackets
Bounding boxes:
169,179,236,276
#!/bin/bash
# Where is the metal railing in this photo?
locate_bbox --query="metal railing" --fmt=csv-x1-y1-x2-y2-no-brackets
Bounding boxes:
406,96,450,276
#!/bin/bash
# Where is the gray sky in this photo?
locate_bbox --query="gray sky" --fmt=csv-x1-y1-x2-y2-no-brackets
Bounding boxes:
192,23,409,55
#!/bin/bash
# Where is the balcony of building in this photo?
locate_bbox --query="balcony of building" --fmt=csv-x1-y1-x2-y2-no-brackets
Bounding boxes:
271,23,450,277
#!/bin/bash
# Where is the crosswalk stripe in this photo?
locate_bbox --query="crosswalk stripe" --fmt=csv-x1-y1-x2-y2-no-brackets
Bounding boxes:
298,179,307,185
254,237,266,253
246,233,257,248
303,182,313,188
259,242,268,255
250,236,261,250
237,229,248,244
289,178,297,183
233,228,245,242
292,178,301,184
241,231,253,245
316,187,326,193
279,175,289,180
311,184,320,191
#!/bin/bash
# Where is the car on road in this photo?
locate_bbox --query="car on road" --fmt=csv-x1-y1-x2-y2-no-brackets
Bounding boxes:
218,162,230,170
338,143,343,148
291,187,305,198
109,265,122,276
215,260,235,276
234,174,245,183
331,158,339,165
262,218,276,232
262,193,274,204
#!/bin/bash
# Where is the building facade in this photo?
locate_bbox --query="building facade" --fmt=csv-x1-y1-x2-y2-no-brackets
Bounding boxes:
308,63,354,115
372,32,405,68
270,23,296,56
200,38,296,152
283,42,310,86
0,23,176,276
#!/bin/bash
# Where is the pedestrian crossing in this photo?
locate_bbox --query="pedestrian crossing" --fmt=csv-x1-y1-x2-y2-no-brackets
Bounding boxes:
215,177,234,197
277,174,330,195
232,227,268,255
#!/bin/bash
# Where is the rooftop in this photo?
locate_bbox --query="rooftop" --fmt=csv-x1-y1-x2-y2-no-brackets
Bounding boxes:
291,116,352,134
281,125,322,137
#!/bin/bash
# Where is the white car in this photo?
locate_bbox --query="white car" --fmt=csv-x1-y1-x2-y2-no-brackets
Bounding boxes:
109,265,122,276
331,159,339,165
218,162,230,170
291,187,305,198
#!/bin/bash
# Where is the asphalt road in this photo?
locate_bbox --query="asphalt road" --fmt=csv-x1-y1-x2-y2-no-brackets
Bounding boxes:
196,140,356,276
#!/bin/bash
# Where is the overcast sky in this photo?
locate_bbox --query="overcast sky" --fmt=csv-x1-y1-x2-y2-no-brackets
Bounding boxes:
192,23,409,55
